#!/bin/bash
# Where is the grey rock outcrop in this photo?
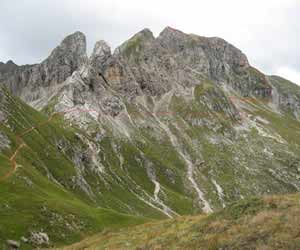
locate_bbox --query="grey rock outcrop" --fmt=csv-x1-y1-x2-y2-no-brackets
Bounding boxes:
90,40,111,73
0,60,18,76
29,232,49,246
105,26,271,99
0,132,10,151
269,75,300,118
20,237,28,243
1,31,87,104
0,61,19,90
101,96,123,117
0,27,266,100
39,31,87,86
1,27,299,117
0,91,7,122
6,240,20,249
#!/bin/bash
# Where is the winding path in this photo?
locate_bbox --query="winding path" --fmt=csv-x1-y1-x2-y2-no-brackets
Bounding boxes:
0,108,98,183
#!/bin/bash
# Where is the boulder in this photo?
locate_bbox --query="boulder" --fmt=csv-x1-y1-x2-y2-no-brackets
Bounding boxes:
6,240,20,249
29,232,49,246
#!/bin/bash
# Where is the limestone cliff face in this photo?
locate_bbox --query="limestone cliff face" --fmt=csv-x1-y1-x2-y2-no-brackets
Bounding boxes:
0,27,299,117
268,75,300,118
0,31,87,104
39,31,88,86
97,27,271,99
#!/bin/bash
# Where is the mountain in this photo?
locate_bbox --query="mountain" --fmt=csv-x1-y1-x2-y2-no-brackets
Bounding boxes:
0,27,300,249
0,60,18,84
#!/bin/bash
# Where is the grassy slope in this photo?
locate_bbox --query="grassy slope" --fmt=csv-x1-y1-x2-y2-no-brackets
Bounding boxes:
169,81,300,208
0,161,146,249
0,89,149,249
1,86,197,249
1,75,300,249
120,80,300,214
63,193,300,250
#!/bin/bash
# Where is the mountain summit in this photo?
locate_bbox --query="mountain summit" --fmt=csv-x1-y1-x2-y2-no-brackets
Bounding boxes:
2,28,299,115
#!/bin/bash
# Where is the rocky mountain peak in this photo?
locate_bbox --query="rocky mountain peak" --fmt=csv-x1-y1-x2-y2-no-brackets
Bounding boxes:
136,28,154,40
157,26,187,45
115,28,155,57
90,40,111,69
6,60,17,66
159,26,184,37
0,31,89,103
124,28,155,43
0,60,18,75
47,31,87,64
155,27,208,58
157,27,250,71
60,31,87,56
35,31,88,86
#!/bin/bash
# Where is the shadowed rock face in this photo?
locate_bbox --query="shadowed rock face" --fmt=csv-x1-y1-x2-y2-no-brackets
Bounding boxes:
0,60,18,75
108,26,254,97
0,60,19,87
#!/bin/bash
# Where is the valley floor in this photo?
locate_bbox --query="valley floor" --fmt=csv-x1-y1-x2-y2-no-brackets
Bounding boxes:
61,193,300,250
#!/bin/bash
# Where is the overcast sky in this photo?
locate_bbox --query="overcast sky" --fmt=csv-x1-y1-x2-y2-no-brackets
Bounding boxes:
1,0,300,84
